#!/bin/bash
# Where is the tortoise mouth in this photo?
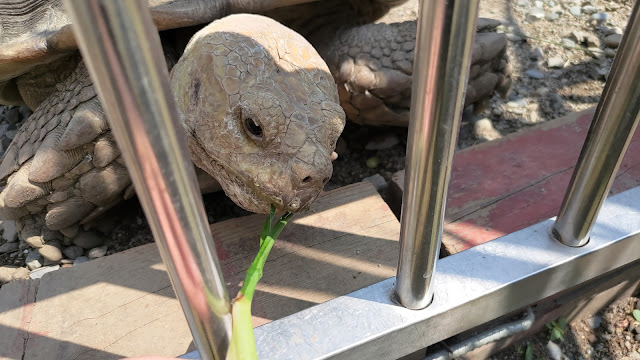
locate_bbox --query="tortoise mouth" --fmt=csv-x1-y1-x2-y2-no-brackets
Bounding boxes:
205,156,318,214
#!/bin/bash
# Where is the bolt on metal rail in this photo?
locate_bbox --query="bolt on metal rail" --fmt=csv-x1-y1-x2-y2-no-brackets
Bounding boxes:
552,0,640,247
61,0,640,358
63,1,232,360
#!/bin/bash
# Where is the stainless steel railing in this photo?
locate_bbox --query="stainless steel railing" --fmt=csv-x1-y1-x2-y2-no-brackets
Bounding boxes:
552,0,640,247
395,0,480,310
62,0,640,358
64,2,232,360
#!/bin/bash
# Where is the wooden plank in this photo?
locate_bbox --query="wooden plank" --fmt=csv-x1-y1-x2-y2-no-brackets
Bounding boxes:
389,108,640,254
0,181,400,359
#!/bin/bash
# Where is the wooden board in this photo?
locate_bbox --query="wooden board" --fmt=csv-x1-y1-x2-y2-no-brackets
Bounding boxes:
389,108,640,254
0,182,400,360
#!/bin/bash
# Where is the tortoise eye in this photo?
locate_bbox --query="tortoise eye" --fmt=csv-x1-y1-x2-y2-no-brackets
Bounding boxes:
244,117,263,138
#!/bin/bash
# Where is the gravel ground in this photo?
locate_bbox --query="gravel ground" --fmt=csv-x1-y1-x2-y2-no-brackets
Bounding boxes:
0,0,638,358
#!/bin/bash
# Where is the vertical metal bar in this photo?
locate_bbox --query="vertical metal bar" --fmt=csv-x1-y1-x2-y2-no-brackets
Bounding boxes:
63,1,231,359
395,0,480,310
552,0,640,247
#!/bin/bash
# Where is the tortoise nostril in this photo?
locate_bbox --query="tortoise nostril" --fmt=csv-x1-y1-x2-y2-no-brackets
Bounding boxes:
302,176,312,184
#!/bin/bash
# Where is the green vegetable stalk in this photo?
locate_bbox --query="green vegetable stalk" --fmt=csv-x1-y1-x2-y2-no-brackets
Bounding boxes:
227,205,294,360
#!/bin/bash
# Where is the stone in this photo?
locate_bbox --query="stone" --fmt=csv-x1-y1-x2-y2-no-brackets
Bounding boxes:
0,242,18,254
545,12,560,21
88,245,108,259
562,38,577,48
73,256,90,266
362,174,388,192
63,245,84,260
12,267,29,280
0,266,18,284
506,33,523,42
524,69,544,79
25,250,43,270
2,220,18,242
73,231,104,249
586,316,602,329
473,118,502,142
604,34,622,49
582,5,598,14
365,133,399,150
5,129,17,139
4,107,20,125
546,340,563,360
592,12,610,23
516,0,530,6
602,26,623,35
605,48,617,58
25,234,45,248
39,244,63,262
550,94,564,111
29,265,60,279
535,87,550,96
548,56,565,68
530,47,544,60
528,7,546,20
569,31,600,47
569,6,581,16
506,98,527,108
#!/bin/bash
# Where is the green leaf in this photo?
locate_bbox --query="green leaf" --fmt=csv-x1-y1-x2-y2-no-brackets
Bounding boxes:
633,309,640,322
524,343,533,360
550,328,562,342
557,317,567,330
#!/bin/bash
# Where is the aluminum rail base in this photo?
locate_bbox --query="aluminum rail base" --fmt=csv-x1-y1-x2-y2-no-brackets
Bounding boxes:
180,184,640,359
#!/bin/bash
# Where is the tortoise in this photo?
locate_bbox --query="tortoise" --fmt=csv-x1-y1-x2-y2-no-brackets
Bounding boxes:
0,0,511,254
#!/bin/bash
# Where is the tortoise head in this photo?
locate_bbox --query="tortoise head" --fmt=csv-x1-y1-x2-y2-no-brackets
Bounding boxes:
171,14,345,214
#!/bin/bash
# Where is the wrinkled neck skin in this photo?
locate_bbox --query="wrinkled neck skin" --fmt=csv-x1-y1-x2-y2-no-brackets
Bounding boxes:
170,14,345,215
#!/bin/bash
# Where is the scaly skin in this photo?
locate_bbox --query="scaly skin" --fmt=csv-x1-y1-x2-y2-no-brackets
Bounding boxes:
0,14,345,246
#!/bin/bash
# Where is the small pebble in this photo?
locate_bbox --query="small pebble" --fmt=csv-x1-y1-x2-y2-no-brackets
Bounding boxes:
5,130,17,139
507,98,528,108
507,33,524,42
362,174,387,192
546,340,563,360
25,250,43,270
530,47,544,60
63,246,84,260
581,5,598,14
562,38,577,47
569,6,581,16
39,244,63,262
604,34,622,49
88,245,108,259
0,242,19,254
535,87,550,96
12,267,29,280
473,118,502,141
0,266,18,284
524,69,544,79
73,231,104,249
545,12,560,21
516,0,530,7
4,107,20,125
73,256,90,266
592,12,610,23
2,220,18,242
528,7,546,20
29,265,60,279
548,56,565,68
586,316,602,329
365,133,399,150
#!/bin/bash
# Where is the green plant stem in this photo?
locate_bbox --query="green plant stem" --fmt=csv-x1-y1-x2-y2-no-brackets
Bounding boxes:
227,207,293,360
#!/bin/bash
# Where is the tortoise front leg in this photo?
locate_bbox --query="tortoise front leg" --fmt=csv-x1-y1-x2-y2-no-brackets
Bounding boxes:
315,20,512,127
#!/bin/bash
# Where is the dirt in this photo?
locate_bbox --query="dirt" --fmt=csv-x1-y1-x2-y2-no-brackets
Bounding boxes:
1,0,639,358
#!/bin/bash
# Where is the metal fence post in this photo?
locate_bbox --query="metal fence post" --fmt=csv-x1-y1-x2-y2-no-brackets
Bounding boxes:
395,0,480,310
552,0,640,247
63,1,232,359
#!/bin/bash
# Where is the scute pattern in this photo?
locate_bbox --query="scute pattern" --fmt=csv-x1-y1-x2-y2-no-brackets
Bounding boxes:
0,62,130,246
317,20,512,126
